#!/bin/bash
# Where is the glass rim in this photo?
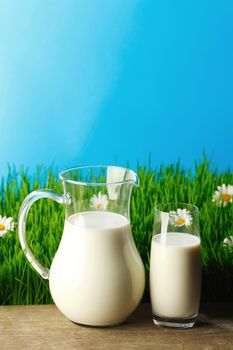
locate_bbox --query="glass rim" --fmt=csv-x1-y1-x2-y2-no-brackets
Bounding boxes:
59,164,139,187
154,202,199,212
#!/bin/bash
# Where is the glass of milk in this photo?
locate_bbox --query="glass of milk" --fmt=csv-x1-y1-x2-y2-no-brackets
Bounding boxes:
150,203,201,328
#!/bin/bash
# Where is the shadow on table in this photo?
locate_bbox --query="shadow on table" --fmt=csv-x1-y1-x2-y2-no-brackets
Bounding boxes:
126,302,233,330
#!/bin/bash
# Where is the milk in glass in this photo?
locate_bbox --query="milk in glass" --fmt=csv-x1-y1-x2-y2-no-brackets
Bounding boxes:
150,233,201,319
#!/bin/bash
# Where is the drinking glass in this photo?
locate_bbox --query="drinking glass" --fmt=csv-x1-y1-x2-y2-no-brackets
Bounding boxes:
150,203,201,328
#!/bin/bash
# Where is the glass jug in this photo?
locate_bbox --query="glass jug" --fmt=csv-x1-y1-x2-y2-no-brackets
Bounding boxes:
18,165,145,326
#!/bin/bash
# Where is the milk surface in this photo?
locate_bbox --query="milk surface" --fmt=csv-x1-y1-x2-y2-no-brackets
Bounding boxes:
49,211,145,326
150,233,201,318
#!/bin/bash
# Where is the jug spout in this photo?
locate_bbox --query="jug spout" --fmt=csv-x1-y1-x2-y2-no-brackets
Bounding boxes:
105,166,139,219
126,170,139,187
106,166,139,187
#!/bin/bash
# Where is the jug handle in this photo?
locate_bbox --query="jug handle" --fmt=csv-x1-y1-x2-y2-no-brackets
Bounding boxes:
18,189,64,279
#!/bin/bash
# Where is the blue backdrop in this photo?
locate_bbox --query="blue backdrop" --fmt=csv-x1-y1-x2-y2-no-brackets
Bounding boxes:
1,0,233,174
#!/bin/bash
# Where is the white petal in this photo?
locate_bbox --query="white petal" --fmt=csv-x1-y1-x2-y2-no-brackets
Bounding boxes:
213,190,221,203
223,236,233,247
0,229,7,237
227,185,233,195
4,217,13,226
177,209,183,217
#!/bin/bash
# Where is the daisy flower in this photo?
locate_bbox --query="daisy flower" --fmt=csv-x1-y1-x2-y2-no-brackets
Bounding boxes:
90,192,108,210
169,208,192,227
212,184,233,207
223,236,233,247
0,215,14,237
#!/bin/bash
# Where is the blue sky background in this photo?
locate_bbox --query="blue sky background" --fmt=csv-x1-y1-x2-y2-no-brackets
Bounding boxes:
0,0,233,175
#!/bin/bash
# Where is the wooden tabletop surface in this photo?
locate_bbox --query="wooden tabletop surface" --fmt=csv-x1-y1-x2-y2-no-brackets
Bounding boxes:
0,303,232,350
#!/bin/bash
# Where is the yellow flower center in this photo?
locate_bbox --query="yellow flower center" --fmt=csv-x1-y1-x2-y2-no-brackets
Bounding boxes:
0,223,5,231
97,203,101,209
222,193,231,203
176,218,185,226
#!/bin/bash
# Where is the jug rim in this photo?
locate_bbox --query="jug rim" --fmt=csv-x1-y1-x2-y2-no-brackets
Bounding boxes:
59,164,139,187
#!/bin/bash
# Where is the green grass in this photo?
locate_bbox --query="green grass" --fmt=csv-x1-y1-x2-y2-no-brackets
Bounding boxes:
0,157,233,305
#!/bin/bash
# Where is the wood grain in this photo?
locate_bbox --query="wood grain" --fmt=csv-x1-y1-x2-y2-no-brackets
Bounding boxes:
0,303,232,350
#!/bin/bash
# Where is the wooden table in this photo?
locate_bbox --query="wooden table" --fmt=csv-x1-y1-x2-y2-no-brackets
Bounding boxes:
0,303,232,350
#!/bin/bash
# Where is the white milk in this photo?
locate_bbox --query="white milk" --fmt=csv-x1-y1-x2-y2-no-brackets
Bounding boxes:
49,211,145,326
150,233,201,319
